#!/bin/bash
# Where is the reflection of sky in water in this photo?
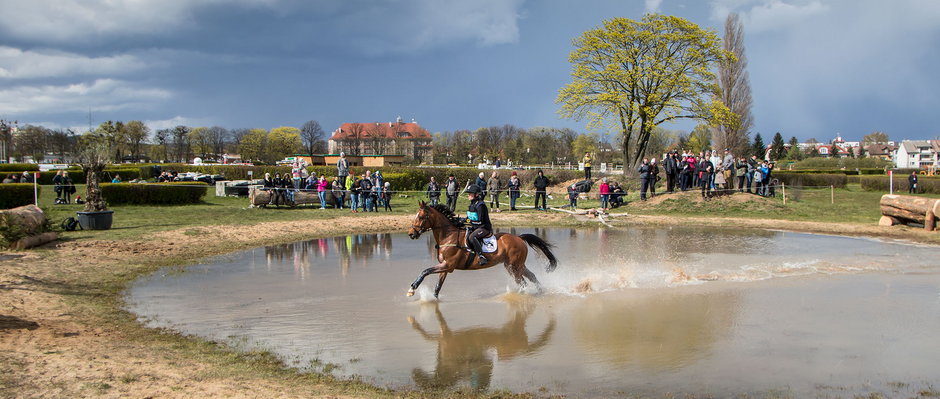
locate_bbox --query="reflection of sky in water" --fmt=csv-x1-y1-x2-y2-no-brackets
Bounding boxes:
127,228,940,397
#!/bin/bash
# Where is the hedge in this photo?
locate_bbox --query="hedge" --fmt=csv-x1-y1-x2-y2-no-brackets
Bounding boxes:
860,176,940,194
0,163,43,172
773,173,847,188
100,182,208,205
0,184,39,209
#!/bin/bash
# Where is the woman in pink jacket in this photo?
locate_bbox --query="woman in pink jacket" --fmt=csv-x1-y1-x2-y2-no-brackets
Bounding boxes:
598,177,610,211
316,175,328,209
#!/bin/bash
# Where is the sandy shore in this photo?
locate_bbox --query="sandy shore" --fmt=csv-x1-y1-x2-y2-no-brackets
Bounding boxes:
1,210,937,398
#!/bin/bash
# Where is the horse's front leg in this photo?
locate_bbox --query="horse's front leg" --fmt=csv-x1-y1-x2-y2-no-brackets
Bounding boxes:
433,272,449,299
407,262,448,297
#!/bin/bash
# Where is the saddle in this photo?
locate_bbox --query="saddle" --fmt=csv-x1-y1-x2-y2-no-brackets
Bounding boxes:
463,228,497,253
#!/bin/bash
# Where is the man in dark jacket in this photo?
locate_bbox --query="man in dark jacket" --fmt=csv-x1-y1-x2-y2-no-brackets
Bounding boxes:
664,152,678,193
533,170,549,211
445,174,459,211
465,185,491,265
475,172,487,197
698,155,714,199
909,172,919,194
638,158,651,200
426,176,441,206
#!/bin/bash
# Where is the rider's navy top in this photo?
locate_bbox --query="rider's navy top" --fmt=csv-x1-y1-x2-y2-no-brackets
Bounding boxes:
467,198,492,231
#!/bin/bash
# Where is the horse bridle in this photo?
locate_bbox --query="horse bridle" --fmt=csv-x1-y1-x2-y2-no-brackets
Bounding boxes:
411,212,431,235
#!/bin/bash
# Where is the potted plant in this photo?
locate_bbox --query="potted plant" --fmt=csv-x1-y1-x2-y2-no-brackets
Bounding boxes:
75,122,115,230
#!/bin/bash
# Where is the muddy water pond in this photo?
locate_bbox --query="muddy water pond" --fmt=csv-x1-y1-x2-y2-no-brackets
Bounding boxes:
127,227,940,397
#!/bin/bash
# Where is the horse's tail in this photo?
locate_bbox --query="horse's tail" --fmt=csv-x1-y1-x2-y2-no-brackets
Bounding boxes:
519,233,558,273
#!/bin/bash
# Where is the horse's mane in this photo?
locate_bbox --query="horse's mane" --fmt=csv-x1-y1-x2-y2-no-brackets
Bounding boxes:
427,203,466,228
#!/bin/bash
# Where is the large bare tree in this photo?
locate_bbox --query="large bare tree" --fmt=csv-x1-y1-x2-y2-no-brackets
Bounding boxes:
300,120,326,155
712,12,753,156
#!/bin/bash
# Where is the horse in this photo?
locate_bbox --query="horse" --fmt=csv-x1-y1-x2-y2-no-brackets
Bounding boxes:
406,201,558,298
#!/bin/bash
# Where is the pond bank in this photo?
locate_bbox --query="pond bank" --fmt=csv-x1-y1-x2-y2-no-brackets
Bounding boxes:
1,210,937,398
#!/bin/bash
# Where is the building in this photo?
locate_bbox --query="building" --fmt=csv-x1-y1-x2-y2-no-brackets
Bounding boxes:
327,117,433,163
895,140,939,169
863,144,896,161
294,154,405,167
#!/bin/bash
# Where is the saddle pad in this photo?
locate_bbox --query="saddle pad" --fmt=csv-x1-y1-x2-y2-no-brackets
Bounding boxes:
481,235,497,253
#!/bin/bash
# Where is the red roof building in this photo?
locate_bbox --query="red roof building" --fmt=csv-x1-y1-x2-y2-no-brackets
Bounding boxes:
328,117,433,163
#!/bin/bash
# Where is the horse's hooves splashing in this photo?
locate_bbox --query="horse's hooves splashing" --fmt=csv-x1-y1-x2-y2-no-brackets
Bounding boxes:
406,289,415,297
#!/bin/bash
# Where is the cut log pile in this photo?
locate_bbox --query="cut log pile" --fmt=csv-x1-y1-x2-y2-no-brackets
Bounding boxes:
879,194,940,231
0,204,58,249
249,187,326,207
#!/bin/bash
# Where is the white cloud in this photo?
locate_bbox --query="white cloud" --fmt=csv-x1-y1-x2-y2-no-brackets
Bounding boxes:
0,79,172,115
0,46,147,79
0,0,277,43
144,116,210,131
645,0,664,13
710,0,829,31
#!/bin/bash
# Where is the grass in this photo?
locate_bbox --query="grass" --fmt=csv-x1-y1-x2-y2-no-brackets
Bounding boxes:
12,180,940,398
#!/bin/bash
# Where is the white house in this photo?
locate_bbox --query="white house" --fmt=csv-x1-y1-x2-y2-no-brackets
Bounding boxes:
895,140,939,169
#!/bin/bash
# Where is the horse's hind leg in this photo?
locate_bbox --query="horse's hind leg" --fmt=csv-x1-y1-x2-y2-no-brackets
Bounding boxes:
522,267,543,293
433,272,449,299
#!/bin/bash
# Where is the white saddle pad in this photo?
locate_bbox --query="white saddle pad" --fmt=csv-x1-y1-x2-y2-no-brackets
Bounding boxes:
481,235,498,253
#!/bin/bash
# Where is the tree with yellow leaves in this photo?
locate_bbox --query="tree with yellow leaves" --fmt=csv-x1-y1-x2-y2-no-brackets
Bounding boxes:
557,14,734,167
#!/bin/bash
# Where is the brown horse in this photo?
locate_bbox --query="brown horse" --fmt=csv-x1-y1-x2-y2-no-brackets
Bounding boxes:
406,202,558,298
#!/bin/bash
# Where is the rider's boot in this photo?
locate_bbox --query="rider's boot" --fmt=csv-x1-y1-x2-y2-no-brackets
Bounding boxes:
471,238,487,265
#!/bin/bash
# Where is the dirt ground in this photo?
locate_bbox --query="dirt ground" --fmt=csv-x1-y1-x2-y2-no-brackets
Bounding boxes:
1,209,937,398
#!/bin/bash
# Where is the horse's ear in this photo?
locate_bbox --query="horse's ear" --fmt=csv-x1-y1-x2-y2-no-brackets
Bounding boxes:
418,200,426,208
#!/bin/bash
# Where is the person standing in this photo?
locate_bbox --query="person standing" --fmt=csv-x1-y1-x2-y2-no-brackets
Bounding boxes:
373,170,384,211
62,173,75,204
735,157,747,192
909,172,919,194
359,173,373,212
348,174,360,212
53,170,64,202
567,184,579,209
582,152,593,180
495,157,502,168
487,171,501,211
507,171,521,211
475,172,487,197
426,176,441,206
383,182,393,211
638,158,651,201
699,156,714,199
336,152,349,187
746,155,758,193
533,169,549,211
599,177,610,211
316,175,328,209
722,149,735,191
649,158,659,197
664,151,678,193
331,178,344,209
445,174,459,212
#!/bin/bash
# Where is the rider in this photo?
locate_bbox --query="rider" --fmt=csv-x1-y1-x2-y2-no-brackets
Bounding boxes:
465,185,491,266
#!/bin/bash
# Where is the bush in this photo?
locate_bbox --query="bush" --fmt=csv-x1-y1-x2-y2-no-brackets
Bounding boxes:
0,184,39,209
100,182,208,205
774,173,847,189
791,157,892,170
860,176,940,194
0,163,44,172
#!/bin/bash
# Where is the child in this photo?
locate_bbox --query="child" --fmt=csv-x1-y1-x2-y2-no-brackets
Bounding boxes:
383,182,392,211
568,184,578,209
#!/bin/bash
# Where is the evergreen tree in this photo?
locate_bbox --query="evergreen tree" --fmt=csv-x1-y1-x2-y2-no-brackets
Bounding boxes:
752,133,765,159
770,132,786,160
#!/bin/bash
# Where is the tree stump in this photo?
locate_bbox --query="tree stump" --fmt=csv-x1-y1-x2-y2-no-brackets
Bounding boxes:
249,188,325,207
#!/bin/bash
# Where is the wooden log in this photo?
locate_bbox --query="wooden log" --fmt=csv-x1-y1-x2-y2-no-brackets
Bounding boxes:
0,205,48,236
249,188,326,207
879,215,900,226
879,194,935,216
927,209,936,231
881,205,925,223
13,232,58,250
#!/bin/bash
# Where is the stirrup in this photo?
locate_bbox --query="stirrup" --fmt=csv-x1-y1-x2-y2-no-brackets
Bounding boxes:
478,255,487,265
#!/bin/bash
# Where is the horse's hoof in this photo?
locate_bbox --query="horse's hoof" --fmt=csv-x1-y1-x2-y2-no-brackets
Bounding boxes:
406,289,415,297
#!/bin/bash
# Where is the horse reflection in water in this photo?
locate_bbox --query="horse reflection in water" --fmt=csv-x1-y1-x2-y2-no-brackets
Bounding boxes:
408,301,556,390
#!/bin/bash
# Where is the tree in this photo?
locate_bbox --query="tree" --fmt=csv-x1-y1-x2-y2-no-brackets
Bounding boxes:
344,123,365,155
770,132,786,161
13,125,50,162
557,14,733,167
805,137,819,144
571,133,599,160
366,123,388,155
123,120,149,161
862,131,890,145
238,128,268,163
188,127,212,160
751,133,765,159
785,144,804,161
153,129,170,162
267,126,302,163
712,12,753,157
687,124,712,154
206,126,228,160
171,125,190,162
300,120,326,155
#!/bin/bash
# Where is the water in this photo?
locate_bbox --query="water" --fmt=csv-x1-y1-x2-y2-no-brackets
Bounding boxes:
127,227,940,397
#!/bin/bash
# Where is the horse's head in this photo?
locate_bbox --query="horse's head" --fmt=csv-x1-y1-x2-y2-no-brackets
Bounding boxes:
408,201,433,239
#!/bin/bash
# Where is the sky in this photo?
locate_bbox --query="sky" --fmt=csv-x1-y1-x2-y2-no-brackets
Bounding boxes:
1,0,939,142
